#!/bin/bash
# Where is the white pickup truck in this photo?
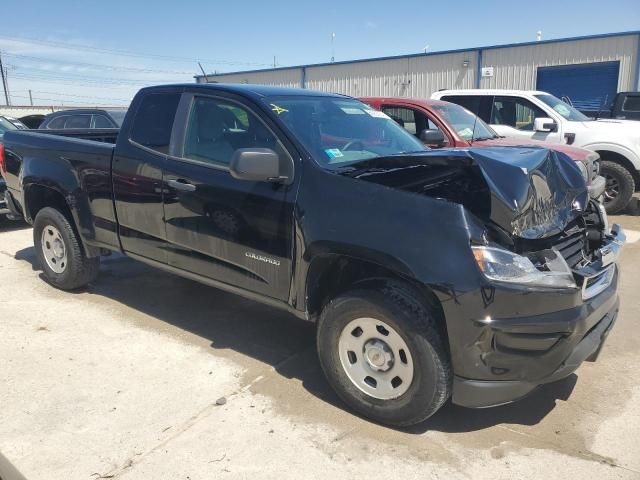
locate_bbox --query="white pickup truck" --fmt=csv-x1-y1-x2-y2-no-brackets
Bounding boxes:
432,89,640,213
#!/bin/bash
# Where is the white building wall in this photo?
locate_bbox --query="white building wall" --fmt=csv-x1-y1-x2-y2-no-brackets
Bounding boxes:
202,68,302,88
303,51,477,97
481,34,639,91
407,51,477,97
304,58,409,96
201,33,640,96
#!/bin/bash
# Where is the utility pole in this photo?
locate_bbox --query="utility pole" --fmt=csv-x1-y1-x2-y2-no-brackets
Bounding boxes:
331,33,336,62
197,62,209,84
273,56,276,68
29,90,33,106
0,51,10,106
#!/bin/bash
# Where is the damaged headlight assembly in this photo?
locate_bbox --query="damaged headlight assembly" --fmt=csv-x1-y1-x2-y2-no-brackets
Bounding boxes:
576,160,589,182
472,246,577,289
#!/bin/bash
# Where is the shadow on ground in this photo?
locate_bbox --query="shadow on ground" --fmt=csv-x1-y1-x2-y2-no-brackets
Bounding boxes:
0,219,30,233
14,246,576,434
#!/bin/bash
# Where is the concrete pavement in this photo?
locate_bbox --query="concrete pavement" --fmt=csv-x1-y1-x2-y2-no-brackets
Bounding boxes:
1,217,639,479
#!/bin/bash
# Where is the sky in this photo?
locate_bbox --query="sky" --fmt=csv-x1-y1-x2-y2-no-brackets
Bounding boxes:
1,0,639,107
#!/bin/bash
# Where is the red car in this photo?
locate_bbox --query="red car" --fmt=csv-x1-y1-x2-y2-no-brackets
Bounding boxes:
361,97,605,199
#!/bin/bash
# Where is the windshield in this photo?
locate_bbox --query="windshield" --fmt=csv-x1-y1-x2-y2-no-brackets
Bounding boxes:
534,94,590,121
262,96,425,169
431,103,496,141
0,116,18,136
107,110,127,127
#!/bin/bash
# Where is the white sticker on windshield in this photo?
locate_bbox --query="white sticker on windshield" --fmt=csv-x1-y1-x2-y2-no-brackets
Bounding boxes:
365,109,391,119
554,104,571,116
459,127,474,138
340,107,366,115
324,148,344,159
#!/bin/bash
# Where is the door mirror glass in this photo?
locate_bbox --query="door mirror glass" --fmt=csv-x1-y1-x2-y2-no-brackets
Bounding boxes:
534,117,557,132
230,148,286,183
419,129,448,147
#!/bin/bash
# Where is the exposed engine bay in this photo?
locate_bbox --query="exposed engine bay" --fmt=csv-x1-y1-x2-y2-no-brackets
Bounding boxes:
340,146,624,297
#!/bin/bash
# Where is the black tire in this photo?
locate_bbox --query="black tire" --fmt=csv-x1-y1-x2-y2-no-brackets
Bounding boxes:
601,160,635,214
317,285,451,427
33,207,100,290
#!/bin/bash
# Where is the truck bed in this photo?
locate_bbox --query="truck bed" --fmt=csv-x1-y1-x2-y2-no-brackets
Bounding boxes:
2,129,119,250
34,128,119,144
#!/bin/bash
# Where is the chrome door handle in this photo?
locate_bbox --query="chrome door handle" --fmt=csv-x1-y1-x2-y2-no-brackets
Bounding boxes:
167,179,196,192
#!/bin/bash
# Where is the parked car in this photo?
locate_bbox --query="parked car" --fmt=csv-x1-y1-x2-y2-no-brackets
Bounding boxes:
39,108,127,130
361,97,605,201
1,115,28,130
596,92,640,121
18,114,45,129
0,173,7,220
0,116,20,221
0,84,624,426
431,89,640,213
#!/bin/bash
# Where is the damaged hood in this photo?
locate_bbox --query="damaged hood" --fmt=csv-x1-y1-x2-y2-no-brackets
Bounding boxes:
340,146,588,239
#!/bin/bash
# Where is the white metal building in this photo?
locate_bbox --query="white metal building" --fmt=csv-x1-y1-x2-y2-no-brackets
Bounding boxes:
195,31,640,114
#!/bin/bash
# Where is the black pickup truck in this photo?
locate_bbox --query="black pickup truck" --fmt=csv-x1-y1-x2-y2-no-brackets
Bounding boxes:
596,92,640,121
0,84,625,426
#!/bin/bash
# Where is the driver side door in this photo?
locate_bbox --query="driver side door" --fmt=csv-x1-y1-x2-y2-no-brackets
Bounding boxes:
161,93,297,301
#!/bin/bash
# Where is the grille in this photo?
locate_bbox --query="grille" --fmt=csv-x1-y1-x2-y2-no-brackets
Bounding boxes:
519,220,587,270
552,223,587,268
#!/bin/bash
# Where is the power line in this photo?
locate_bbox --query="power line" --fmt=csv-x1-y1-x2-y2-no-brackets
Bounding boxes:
8,74,142,88
3,52,196,75
12,66,178,84
0,34,277,67
12,90,131,102
9,93,126,106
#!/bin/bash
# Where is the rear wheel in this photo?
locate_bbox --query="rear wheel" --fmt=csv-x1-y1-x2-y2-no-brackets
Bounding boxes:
317,286,451,426
33,207,99,290
600,160,635,214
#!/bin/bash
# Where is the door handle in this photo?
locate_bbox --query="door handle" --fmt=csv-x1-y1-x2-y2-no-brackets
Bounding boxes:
167,179,197,192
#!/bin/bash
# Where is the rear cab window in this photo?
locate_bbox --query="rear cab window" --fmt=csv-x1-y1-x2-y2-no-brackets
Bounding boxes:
93,114,115,128
46,116,67,129
622,95,640,113
440,95,493,124
64,115,92,129
130,93,181,154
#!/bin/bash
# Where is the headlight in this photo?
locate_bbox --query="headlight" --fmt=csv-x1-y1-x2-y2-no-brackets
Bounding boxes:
576,161,588,181
472,246,577,288
586,152,600,179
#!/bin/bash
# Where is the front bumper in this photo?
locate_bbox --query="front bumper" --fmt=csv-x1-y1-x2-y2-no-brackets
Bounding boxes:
449,225,625,409
452,297,618,408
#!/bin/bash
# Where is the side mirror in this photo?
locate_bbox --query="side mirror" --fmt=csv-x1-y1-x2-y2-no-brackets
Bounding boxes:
230,148,287,183
419,129,448,147
534,117,557,133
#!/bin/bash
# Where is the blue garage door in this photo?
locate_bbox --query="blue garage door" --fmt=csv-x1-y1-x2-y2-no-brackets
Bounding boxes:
536,61,620,115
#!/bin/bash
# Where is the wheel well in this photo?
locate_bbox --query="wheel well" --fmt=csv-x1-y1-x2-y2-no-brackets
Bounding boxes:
24,185,99,258
596,150,640,190
305,256,448,340
25,185,73,223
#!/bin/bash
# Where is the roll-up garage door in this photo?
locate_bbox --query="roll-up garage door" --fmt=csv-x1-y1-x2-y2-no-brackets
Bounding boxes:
536,61,620,116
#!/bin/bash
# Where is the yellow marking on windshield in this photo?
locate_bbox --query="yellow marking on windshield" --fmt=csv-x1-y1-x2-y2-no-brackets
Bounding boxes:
270,103,289,115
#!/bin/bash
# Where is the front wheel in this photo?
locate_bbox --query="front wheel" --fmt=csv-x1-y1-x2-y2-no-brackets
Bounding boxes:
33,207,100,290
317,287,451,426
600,161,635,214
